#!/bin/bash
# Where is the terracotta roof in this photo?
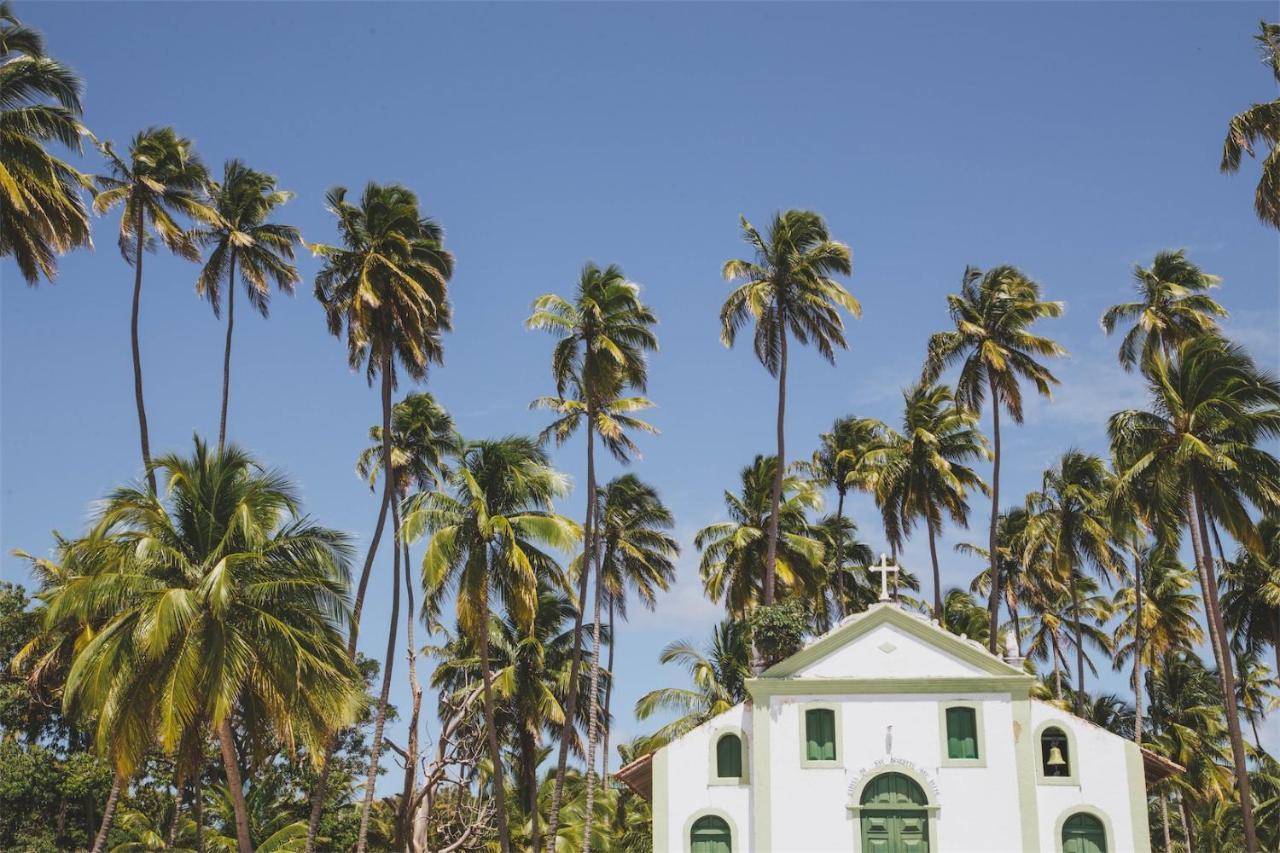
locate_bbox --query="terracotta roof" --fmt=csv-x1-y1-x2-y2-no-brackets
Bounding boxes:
1140,746,1185,785
613,752,653,802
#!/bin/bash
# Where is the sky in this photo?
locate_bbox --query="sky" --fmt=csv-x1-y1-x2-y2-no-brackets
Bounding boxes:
3,2,1279,780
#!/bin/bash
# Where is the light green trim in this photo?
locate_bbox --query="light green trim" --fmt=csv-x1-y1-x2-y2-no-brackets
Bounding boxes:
707,726,749,786
763,603,1025,678
1124,740,1153,853
1052,805,1115,853
798,701,844,768
653,748,670,853
847,766,938,853
751,699,771,850
746,675,1032,699
937,701,986,767
1034,720,1080,786
1012,698,1040,851
682,809,739,853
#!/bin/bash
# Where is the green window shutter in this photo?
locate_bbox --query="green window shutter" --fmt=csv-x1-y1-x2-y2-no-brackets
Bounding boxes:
691,815,732,853
945,707,978,759
716,733,742,778
806,708,836,761
1062,813,1107,853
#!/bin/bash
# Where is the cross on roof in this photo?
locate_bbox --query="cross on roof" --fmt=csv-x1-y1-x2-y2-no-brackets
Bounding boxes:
870,554,900,603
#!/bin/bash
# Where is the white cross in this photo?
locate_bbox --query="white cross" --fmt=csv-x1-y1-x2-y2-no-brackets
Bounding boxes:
870,554,900,602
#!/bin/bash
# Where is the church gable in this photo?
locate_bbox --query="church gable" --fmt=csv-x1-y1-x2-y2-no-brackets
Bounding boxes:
762,603,1022,680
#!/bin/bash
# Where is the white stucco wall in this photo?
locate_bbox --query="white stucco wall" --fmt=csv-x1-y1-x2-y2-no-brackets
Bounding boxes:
1030,701,1147,853
794,622,989,679
658,704,753,852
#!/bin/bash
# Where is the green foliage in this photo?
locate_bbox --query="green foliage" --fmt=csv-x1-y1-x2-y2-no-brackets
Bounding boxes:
747,598,808,666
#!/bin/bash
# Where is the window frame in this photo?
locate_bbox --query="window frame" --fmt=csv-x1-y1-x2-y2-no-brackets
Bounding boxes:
937,701,986,767
683,809,737,853
1052,806,1113,853
798,702,843,769
1035,721,1080,786
707,727,749,786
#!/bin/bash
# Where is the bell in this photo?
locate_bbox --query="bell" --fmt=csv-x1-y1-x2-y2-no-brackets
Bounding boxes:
1046,745,1067,768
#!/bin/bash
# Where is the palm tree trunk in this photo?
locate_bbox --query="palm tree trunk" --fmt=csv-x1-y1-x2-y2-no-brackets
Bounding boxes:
1188,492,1258,851
216,718,253,853
1159,792,1172,853
355,491,402,853
518,726,538,846
764,321,787,608
194,768,204,853
1178,795,1194,852
89,770,124,853
217,249,237,451
927,519,943,619
546,415,596,849
305,363,395,853
601,598,616,782
130,212,157,493
398,522,423,851
580,531,607,851
985,376,1002,653
165,765,185,848
1133,553,1144,745
1072,571,1085,715
478,600,513,853
834,490,847,617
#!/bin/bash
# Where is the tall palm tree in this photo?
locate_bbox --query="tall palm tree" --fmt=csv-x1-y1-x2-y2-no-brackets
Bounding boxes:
0,1,92,284
922,264,1065,652
48,438,361,853
1101,250,1227,373
93,128,218,492
634,619,751,752
355,391,458,846
1110,335,1280,851
1222,515,1280,680
938,587,992,647
959,506,1039,656
879,383,989,618
807,416,891,616
1221,21,1280,229
310,182,452,853
696,455,825,619
407,436,579,853
1024,451,1122,714
809,513,877,627
526,262,657,848
593,474,678,781
1232,646,1278,751
193,160,301,450
720,210,858,607
1111,545,1203,744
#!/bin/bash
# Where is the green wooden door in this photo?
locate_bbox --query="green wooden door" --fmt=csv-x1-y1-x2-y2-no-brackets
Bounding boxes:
859,773,930,853
1061,813,1106,853
690,815,731,853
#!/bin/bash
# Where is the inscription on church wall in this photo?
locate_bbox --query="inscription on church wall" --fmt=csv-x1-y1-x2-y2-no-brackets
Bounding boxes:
849,758,942,802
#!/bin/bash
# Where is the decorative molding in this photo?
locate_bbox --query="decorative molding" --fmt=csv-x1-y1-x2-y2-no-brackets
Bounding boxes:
1125,740,1153,853
707,726,749,786
1051,805,1115,853
652,748,669,852
798,701,844,769
937,700,987,768
681,808,739,853
746,675,1033,699
751,700,772,849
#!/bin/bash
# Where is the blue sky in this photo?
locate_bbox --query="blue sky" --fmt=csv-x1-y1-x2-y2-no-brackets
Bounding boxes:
3,2,1278,774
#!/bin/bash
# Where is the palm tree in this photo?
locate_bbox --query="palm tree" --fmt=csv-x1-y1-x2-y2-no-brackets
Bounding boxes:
1111,545,1203,744
1221,21,1280,229
193,160,301,450
1232,646,1278,751
696,455,825,619
1101,250,1227,373
922,265,1065,652
634,619,751,752
593,474,678,781
960,506,1040,656
0,1,93,284
526,261,657,848
311,182,452,853
938,588,991,646
809,513,877,626
807,416,891,616
407,436,579,853
1110,335,1280,851
93,128,218,492
49,438,361,853
354,391,458,846
1222,515,1280,681
1024,451,1122,714
879,383,989,618
719,210,858,607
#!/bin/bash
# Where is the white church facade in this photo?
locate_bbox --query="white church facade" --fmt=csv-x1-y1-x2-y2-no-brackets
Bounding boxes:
616,600,1180,852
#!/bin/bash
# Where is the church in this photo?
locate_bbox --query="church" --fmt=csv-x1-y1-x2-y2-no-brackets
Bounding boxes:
616,573,1181,852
